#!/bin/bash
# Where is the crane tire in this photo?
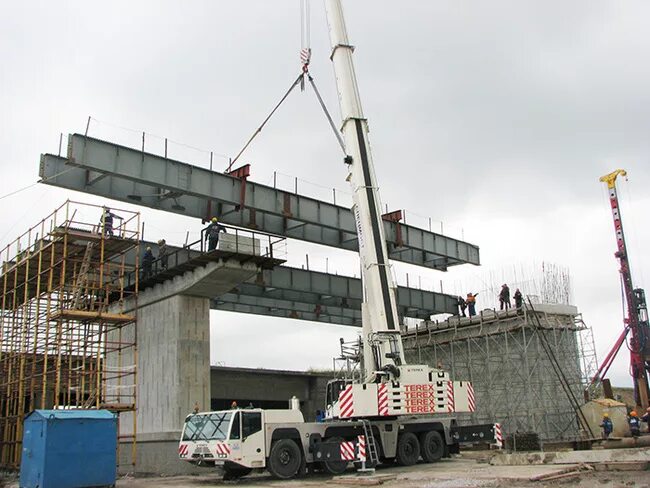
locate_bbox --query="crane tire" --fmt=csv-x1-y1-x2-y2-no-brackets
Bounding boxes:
396,432,420,466
322,437,349,475
267,438,302,479
420,430,445,463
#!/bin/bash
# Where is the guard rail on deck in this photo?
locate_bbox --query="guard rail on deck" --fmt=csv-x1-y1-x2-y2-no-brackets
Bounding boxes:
401,303,584,340
123,226,286,291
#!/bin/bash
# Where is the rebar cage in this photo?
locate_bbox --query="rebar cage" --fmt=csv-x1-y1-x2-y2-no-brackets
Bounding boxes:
0,200,140,468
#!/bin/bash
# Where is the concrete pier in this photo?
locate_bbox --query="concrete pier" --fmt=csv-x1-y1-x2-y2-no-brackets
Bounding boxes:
110,257,263,474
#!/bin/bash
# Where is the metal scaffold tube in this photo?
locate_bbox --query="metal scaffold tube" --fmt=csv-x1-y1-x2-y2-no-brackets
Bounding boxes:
0,200,140,469
402,305,598,441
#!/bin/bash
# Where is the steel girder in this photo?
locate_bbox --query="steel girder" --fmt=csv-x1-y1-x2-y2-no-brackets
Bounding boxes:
217,266,457,325
39,134,480,270
111,238,457,325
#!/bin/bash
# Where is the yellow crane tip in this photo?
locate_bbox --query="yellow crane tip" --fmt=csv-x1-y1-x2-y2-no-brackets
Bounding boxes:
599,169,627,189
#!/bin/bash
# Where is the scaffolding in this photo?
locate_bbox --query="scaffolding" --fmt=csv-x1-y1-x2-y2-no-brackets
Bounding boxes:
0,201,140,469
402,305,598,441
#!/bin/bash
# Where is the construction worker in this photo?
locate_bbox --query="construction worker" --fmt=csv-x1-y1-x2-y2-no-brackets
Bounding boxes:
99,207,121,237
499,284,511,311
600,413,613,439
204,217,227,252
142,246,154,280
628,411,641,437
457,296,467,317
466,293,478,317
158,239,168,269
514,288,523,310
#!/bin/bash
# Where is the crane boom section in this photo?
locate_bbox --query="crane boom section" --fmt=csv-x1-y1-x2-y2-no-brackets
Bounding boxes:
603,171,637,322
600,169,650,408
325,0,403,378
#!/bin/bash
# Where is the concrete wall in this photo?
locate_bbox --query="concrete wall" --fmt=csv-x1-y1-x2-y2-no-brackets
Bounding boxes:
210,367,331,422
119,367,333,475
140,294,211,434
119,433,209,476
580,400,629,438
115,294,211,436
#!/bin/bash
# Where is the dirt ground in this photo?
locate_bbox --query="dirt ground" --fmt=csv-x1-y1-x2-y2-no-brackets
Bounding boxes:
114,458,650,488
3,457,649,488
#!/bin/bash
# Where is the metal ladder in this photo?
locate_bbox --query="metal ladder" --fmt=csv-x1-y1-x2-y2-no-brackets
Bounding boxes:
71,241,95,309
360,419,380,466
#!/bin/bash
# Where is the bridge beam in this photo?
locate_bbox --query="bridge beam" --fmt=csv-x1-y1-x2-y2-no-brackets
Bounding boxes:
40,134,480,270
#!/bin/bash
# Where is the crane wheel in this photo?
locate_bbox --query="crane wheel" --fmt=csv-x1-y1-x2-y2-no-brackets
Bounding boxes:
396,432,420,466
322,437,349,475
420,430,445,463
267,439,302,479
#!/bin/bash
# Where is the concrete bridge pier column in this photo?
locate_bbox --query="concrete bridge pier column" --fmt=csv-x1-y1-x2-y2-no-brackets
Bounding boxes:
113,258,261,475
137,294,210,434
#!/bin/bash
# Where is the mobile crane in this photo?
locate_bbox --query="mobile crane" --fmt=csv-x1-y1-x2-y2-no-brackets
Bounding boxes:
591,170,650,408
178,1,482,479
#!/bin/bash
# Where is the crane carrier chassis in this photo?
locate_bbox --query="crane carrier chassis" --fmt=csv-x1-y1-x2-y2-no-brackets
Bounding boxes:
179,408,499,479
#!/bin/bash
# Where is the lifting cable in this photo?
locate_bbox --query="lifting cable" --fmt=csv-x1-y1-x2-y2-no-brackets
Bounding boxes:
229,72,304,169
301,0,345,152
229,0,345,170
308,74,346,153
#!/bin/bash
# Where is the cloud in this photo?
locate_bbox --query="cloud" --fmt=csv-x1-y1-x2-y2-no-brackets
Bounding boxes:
1,0,649,390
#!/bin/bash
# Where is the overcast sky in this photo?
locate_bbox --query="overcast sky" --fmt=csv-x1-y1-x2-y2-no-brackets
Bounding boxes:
1,1,649,387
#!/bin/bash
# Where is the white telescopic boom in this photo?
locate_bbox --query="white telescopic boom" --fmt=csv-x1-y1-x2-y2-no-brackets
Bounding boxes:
324,0,404,379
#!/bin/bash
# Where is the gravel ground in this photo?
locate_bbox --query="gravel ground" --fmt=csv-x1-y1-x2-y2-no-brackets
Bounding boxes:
114,458,650,488
3,457,649,488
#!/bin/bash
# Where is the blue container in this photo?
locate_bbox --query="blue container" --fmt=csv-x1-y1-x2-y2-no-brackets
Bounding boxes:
20,410,117,488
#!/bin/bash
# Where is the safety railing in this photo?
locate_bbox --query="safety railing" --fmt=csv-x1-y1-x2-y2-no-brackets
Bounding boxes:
0,200,139,273
124,225,287,288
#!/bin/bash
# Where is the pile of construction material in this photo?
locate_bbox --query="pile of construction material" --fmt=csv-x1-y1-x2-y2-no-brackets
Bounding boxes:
505,432,542,451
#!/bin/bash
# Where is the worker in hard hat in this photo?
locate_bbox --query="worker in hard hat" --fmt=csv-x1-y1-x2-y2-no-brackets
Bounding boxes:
599,413,613,439
628,410,641,437
498,284,511,311
457,296,467,317
142,246,154,280
466,292,478,317
158,239,168,269
204,217,227,252
99,206,121,237
514,288,523,311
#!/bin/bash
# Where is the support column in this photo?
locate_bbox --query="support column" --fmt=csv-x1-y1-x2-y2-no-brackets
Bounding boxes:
111,257,260,474
137,294,210,435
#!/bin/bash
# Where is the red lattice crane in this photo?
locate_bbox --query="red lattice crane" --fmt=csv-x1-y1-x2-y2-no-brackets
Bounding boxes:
590,169,650,408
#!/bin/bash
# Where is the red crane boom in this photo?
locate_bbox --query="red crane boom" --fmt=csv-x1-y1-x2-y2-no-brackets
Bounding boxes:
597,169,650,408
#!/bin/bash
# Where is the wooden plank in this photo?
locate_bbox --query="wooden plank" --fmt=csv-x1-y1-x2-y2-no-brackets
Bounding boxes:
51,309,135,323
529,466,583,481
